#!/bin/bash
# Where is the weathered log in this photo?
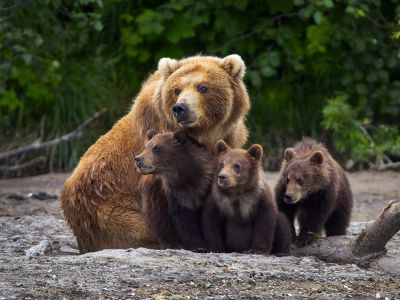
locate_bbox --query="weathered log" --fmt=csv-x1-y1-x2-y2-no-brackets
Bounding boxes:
352,201,400,256
292,201,400,274
0,108,106,161
0,156,46,172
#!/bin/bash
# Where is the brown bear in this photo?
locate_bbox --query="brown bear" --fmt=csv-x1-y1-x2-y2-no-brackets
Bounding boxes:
202,140,292,254
274,137,353,247
135,130,215,251
61,54,250,253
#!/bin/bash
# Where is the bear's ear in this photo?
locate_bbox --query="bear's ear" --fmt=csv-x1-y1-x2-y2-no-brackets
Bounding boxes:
310,151,324,165
173,131,188,143
220,54,246,79
158,57,180,79
214,140,230,156
247,144,263,161
284,148,295,162
146,129,157,141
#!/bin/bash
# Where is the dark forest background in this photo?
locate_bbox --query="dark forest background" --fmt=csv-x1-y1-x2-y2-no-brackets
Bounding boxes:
1,0,399,176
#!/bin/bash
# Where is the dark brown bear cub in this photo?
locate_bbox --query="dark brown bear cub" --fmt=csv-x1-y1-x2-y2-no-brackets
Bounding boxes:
135,130,215,251
202,140,292,254
275,137,353,247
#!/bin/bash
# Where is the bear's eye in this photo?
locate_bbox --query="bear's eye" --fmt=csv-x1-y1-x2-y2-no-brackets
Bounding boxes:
233,163,241,173
219,162,224,168
174,87,181,95
296,178,304,185
197,85,208,94
153,145,161,154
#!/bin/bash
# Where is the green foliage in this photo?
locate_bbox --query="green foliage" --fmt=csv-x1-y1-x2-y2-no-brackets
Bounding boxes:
323,96,400,168
1,0,399,174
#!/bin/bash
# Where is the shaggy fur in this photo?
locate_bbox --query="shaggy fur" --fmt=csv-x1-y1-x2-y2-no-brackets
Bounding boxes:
135,131,216,250
274,138,353,247
202,141,292,254
61,55,250,253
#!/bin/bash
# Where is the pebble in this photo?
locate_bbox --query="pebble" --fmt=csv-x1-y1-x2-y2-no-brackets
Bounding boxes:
25,240,52,257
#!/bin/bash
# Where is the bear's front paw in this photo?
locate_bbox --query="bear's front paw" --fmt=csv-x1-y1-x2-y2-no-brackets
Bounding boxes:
296,232,316,247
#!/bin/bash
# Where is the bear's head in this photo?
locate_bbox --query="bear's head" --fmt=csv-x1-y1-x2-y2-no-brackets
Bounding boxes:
214,140,263,190
158,55,249,135
282,148,328,204
134,130,193,175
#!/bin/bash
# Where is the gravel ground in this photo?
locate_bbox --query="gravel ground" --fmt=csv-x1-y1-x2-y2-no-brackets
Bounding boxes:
0,172,399,299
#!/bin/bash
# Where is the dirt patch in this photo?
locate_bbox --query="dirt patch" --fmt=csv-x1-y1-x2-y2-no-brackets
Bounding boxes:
0,172,399,299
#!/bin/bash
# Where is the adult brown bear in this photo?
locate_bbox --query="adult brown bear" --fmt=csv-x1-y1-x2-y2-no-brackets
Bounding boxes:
61,55,250,253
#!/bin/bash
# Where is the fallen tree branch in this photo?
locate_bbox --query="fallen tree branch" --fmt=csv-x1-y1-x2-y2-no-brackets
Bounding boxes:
352,201,400,256
0,156,46,172
372,161,400,171
0,108,106,161
292,201,400,274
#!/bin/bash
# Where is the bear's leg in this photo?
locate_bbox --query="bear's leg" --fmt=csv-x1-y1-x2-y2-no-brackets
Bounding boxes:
63,192,157,253
140,177,180,249
251,198,277,254
275,178,297,237
171,207,207,251
325,187,353,236
325,207,351,236
277,201,297,238
202,201,225,252
297,205,333,247
325,183,353,236
272,212,293,255
84,199,157,253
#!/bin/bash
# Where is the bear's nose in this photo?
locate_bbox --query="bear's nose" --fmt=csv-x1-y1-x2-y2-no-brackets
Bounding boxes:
284,193,294,204
172,103,188,117
134,156,142,163
218,174,228,181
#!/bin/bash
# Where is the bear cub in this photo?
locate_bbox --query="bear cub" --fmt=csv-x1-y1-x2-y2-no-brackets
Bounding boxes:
202,140,292,254
275,137,353,247
135,130,215,251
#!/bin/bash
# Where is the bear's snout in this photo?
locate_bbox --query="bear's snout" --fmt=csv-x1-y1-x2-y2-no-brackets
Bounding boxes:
172,103,188,118
217,174,230,186
134,155,143,165
284,193,295,204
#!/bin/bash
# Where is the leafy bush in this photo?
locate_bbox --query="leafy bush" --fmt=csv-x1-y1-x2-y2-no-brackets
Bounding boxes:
323,96,400,170
0,0,399,175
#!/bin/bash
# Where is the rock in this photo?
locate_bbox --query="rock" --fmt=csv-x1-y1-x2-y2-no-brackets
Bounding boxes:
27,192,58,201
25,240,52,257
7,194,26,201
59,246,79,255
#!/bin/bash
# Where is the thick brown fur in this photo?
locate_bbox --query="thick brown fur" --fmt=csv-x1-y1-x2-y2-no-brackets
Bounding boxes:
202,141,292,254
274,137,353,247
135,131,216,250
61,55,250,253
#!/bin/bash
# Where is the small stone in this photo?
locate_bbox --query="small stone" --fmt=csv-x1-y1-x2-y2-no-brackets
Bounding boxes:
11,235,21,242
25,240,52,257
376,293,381,299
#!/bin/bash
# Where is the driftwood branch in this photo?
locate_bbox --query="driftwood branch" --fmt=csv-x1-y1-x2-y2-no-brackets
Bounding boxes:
352,201,400,256
0,108,106,161
0,156,46,172
292,201,400,274
371,161,400,171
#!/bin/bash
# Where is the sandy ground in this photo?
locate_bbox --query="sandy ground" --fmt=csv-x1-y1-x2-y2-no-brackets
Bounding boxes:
0,171,399,299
